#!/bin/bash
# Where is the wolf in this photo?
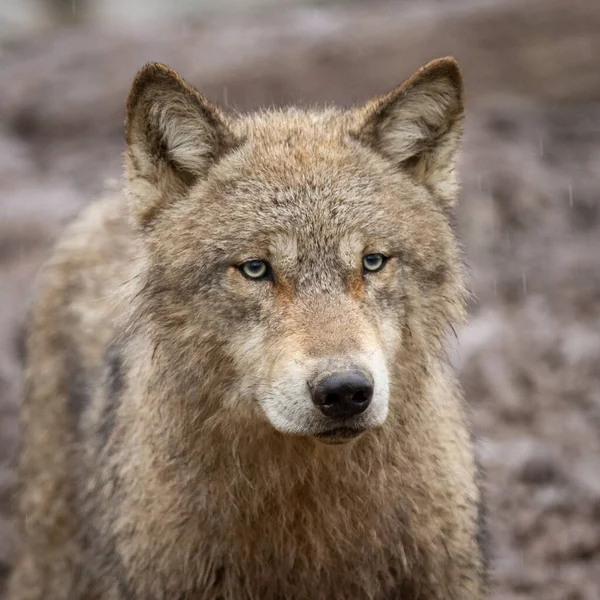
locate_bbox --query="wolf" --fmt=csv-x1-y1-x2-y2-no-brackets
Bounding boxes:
8,57,486,599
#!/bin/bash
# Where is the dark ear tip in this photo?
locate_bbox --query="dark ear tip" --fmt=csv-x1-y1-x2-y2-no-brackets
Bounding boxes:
134,61,175,81
125,62,198,142
127,63,182,117
427,56,463,85
408,56,463,96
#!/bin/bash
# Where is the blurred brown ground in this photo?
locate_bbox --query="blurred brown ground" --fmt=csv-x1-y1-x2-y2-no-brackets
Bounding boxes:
1,0,600,597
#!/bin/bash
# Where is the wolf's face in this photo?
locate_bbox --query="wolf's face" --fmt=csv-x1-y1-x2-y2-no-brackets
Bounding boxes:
125,60,466,443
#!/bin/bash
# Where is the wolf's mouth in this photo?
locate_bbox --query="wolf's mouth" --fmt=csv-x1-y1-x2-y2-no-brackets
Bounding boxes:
314,426,365,444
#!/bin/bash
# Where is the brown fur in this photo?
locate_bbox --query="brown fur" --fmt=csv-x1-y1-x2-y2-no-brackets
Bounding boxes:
8,58,486,599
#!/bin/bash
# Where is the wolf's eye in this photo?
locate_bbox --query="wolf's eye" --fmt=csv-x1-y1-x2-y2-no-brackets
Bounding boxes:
239,260,271,281
363,253,387,273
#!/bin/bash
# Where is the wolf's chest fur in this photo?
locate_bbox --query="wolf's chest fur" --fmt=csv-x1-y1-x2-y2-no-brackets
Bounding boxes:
104,417,424,599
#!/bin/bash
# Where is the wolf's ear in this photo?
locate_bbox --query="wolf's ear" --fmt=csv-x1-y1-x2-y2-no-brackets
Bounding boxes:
124,63,236,227
356,57,464,209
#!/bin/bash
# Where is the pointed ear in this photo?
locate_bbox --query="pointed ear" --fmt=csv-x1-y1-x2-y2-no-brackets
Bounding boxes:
124,63,237,227
355,57,464,209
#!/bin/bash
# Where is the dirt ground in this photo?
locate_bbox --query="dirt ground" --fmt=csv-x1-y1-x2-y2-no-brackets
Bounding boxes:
1,0,600,597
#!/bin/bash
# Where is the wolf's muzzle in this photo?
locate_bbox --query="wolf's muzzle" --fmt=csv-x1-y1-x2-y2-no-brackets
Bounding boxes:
310,369,373,419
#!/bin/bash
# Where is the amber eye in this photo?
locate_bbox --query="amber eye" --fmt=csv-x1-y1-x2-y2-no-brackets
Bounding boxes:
363,253,387,273
239,260,271,281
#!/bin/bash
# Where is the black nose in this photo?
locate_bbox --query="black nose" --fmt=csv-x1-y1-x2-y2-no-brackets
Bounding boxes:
311,370,373,418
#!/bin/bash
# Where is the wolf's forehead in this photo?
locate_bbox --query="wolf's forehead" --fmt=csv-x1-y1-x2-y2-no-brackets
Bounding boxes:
235,110,362,173
208,110,394,244
220,170,384,241
222,140,384,215
267,228,363,261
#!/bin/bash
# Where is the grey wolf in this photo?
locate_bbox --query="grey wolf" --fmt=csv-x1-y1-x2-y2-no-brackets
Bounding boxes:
8,57,486,599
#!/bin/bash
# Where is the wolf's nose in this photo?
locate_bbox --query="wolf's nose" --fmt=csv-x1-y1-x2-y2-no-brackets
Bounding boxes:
311,370,373,418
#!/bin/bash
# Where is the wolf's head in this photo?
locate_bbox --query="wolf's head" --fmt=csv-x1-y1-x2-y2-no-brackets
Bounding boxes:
124,59,466,445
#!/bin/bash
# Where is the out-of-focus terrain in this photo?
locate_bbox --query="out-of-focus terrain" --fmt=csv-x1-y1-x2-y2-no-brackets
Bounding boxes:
1,0,600,597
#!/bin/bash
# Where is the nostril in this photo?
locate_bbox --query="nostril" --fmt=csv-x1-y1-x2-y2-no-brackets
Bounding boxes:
325,392,340,406
352,390,369,405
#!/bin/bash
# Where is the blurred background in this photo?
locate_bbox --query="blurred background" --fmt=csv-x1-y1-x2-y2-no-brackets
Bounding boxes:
1,0,599,597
